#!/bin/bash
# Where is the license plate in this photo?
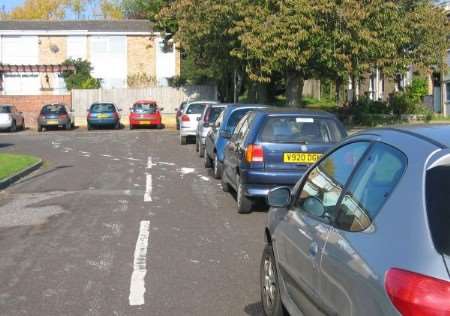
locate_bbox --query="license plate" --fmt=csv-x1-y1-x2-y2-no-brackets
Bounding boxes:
139,120,151,125
47,119,59,125
283,153,322,164
97,114,109,118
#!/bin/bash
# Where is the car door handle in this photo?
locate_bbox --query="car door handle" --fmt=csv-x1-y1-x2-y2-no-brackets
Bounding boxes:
309,242,319,257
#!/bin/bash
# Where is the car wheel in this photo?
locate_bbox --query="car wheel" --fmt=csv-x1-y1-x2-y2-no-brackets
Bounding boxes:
195,137,200,152
9,120,16,132
180,135,187,145
115,121,121,129
176,122,180,130
65,122,71,130
221,174,231,192
204,151,212,168
21,121,25,130
237,175,252,213
213,155,223,179
37,125,43,132
87,124,92,131
130,124,134,130
261,244,286,316
199,144,205,158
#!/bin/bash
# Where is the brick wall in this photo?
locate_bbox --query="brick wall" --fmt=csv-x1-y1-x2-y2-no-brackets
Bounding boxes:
0,95,71,128
127,36,156,81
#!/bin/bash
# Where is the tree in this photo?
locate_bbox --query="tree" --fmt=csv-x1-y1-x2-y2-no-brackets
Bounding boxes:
61,59,102,90
100,0,123,19
122,0,171,20
8,0,69,20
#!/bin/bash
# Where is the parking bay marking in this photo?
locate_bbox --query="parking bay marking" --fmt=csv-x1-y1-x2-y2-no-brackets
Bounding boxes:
144,174,152,202
129,220,151,306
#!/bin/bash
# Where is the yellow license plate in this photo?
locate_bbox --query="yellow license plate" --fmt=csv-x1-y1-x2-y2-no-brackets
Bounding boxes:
283,153,322,164
97,114,109,118
47,119,59,125
139,121,151,125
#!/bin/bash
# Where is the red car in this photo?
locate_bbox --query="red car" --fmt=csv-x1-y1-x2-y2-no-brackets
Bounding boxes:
129,100,163,129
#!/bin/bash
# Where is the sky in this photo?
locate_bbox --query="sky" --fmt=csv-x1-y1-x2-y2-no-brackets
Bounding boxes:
0,0,23,11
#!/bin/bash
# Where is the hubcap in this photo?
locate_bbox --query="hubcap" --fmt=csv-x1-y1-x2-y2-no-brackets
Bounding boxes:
263,257,277,309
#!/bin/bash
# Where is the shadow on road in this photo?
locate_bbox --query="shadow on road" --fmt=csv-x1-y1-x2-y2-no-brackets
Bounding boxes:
244,302,264,316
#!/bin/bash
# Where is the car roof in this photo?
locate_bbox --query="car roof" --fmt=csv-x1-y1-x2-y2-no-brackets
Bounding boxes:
253,107,336,118
134,100,157,104
358,125,450,149
187,100,218,105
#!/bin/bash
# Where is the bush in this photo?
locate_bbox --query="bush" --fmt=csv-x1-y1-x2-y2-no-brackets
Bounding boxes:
61,58,101,90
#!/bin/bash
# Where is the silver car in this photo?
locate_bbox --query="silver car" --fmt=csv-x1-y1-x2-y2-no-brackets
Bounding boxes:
262,126,450,316
0,105,25,132
179,101,218,145
195,104,226,157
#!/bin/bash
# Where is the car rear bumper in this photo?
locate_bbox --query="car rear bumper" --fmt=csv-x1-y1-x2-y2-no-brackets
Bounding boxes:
240,169,305,197
0,122,12,129
88,118,118,126
130,118,161,126
180,127,197,136
38,118,70,127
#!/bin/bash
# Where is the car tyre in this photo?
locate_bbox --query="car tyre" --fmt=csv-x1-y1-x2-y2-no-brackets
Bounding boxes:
130,124,134,130
195,137,200,152
213,155,223,179
237,175,252,213
9,120,16,132
87,124,93,131
199,144,205,158
261,244,286,316
221,174,231,192
204,151,212,168
115,121,121,129
37,125,43,132
180,135,187,145
65,122,71,130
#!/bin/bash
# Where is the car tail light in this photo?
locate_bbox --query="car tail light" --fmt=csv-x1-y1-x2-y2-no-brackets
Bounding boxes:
385,268,450,316
181,115,190,122
245,144,264,163
113,112,119,119
87,112,92,119
59,114,67,120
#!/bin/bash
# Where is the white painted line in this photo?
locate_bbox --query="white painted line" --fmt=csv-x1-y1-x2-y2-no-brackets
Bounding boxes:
101,154,113,158
129,220,151,306
144,174,152,202
147,157,154,169
127,157,141,161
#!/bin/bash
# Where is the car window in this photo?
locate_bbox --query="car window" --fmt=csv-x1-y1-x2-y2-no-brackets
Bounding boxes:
232,113,248,140
133,103,157,114
0,106,11,113
260,117,344,144
427,165,450,256
225,109,252,134
208,107,224,122
293,142,370,223
90,103,115,113
215,111,224,128
41,104,67,114
335,143,406,232
235,116,251,144
186,103,207,114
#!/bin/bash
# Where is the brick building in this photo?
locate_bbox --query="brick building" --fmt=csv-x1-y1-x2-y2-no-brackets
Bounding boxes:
0,20,181,95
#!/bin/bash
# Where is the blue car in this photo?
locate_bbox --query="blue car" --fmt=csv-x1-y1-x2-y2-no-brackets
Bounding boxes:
87,103,122,130
204,104,267,179
221,108,347,213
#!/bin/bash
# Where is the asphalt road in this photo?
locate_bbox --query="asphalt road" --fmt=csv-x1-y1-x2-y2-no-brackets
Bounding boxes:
0,128,266,316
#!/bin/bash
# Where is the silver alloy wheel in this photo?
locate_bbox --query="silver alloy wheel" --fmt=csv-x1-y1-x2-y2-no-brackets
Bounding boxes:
214,155,219,174
263,256,277,310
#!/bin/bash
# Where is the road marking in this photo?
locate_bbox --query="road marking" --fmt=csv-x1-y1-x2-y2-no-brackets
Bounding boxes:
101,154,113,158
144,174,152,202
129,220,151,306
147,157,153,169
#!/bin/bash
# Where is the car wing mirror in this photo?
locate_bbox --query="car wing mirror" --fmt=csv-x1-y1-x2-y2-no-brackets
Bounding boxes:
303,196,326,218
197,117,201,121
267,187,292,208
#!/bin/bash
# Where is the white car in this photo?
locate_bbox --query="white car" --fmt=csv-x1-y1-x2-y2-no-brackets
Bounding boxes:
179,101,218,145
0,105,25,132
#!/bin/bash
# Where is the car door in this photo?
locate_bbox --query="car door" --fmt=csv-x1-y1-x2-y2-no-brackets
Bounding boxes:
223,114,252,189
206,111,224,159
274,141,371,315
318,142,407,316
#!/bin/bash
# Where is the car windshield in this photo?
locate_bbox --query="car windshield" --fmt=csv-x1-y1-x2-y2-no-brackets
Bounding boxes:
90,103,115,113
41,104,66,114
260,117,344,144
207,107,225,122
186,103,207,114
426,165,450,256
225,109,252,133
0,106,11,113
133,103,157,114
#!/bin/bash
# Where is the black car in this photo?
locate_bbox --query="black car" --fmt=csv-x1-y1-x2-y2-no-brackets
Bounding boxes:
222,109,346,213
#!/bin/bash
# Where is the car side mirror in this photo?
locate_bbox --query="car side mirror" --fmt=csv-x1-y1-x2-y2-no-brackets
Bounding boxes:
118,109,123,112
303,196,325,218
267,187,292,208
197,117,201,121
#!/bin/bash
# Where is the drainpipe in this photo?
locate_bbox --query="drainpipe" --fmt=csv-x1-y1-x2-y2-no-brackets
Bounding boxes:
442,72,447,116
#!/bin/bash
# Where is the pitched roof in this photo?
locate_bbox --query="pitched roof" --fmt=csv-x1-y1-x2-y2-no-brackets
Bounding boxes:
0,20,154,33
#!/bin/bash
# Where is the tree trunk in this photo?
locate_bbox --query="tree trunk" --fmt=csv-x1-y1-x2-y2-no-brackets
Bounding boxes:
286,71,304,107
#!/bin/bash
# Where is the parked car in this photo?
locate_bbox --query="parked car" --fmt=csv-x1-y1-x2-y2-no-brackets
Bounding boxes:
222,109,346,213
196,104,226,157
129,100,163,129
204,104,267,179
0,105,25,132
87,103,121,130
175,101,187,130
179,101,218,145
38,103,74,132
261,126,450,316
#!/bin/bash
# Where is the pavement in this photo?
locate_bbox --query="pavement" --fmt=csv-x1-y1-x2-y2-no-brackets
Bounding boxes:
0,128,266,316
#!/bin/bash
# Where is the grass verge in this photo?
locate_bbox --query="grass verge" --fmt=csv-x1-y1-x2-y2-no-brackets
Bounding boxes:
0,153,40,181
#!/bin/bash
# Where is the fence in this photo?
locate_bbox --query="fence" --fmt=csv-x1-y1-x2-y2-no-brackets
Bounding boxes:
71,86,218,118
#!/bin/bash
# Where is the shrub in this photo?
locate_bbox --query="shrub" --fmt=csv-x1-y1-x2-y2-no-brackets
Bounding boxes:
61,58,101,90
